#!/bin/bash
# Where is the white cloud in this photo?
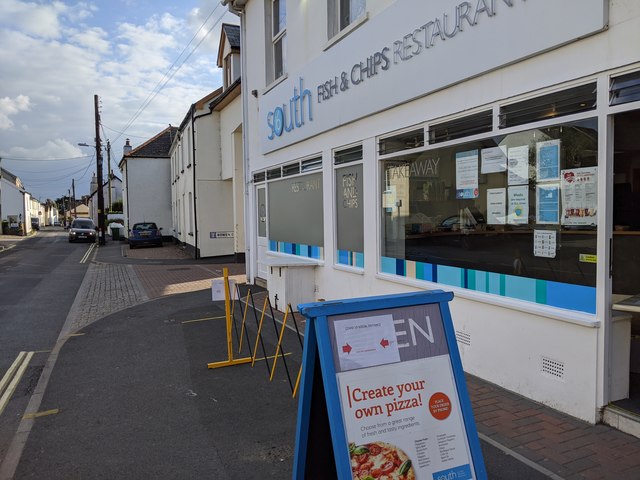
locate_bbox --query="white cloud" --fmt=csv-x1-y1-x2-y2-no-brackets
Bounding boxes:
0,94,31,130
0,0,237,199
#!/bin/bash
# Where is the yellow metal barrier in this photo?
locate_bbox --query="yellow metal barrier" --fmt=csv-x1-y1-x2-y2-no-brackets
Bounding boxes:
207,268,252,369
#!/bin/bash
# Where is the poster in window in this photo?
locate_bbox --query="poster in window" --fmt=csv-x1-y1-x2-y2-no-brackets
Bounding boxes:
536,183,560,224
481,146,507,174
561,167,597,226
536,139,561,182
487,188,506,225
507,145,529,186
508,185,529,225
455,150,479,199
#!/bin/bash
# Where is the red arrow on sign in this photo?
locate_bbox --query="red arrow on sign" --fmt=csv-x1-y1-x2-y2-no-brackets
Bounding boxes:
380,338,389,348
342,343,352,354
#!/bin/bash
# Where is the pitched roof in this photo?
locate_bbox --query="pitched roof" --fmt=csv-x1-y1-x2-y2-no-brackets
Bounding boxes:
217,23,240,67
122,126,178,160
222,24,240,49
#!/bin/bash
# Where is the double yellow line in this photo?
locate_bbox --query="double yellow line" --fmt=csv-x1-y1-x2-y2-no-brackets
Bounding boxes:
0,351,34,416
79,242,96,263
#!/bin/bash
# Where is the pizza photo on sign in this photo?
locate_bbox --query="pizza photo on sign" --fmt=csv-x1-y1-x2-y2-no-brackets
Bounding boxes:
349,441,414,480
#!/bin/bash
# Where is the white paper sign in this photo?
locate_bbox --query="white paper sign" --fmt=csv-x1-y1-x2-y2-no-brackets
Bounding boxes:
334,315,401,371
481,146,507,174
508,185,529,224
561,167,598,226
508,145,529,186
455,150,479,199
211,279,236,301
487,188,506,225
534,230,557,258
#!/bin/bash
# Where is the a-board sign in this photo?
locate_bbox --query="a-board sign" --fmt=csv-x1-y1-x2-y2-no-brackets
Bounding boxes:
293,290,486,480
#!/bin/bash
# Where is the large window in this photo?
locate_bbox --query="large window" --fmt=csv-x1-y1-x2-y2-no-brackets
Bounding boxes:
328,0,366,38
335,145,363,268
380,119,598,313
267,158,324,259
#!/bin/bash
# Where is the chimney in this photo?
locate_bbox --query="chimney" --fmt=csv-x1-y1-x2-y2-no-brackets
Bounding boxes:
123,139,132,155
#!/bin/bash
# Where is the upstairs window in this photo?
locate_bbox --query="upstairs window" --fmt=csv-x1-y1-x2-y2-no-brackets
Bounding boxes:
270,0,286,82
329,0,366,38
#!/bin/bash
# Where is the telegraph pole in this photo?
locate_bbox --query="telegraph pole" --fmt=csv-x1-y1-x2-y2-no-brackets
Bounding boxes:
107,139,112,211
72,179,77,219
94,94,106,245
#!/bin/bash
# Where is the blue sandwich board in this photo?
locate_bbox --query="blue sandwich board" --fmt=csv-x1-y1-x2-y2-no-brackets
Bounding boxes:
293,290,486,480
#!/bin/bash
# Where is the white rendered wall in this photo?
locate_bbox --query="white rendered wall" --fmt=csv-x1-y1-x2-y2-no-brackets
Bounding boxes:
1,178,24,221
241,1,640,422
124,158,172,234
197,179,234,257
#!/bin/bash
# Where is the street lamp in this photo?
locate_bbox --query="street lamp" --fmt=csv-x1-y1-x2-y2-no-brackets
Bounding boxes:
78,95,106,245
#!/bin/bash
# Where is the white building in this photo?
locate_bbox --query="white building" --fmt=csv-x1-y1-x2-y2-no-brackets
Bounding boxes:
170,23,244,260
119,129,176,239
231,0,640,433
0,167,27,234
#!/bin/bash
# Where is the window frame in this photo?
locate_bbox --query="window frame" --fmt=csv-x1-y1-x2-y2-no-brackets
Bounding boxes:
376,91,601,315
271,0,286,82
333,144,365,272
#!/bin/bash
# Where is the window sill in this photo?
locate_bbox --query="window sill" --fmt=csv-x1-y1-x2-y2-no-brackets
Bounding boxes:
324,12,369,51
334,263,364,275
263,73,288,96
375,272,600,328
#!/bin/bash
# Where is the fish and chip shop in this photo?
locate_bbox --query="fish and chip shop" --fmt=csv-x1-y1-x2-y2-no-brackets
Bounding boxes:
241,0,640,433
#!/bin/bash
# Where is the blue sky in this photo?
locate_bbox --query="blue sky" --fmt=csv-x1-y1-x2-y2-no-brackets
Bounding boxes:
0,0,238,201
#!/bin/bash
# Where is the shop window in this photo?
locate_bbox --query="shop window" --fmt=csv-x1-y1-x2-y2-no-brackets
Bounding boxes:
282,162,300,177
268,171,324,259
380,118,598,314
428,111,493,145
267,167,282,180
610,71,640,106
499,83,596,129
379,129,424,156
301,156,323,172
328,0,366,39
335,146,364,268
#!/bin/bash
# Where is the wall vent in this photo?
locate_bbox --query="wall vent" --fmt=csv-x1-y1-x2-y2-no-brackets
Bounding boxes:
541,356,565,380
455,330,471,347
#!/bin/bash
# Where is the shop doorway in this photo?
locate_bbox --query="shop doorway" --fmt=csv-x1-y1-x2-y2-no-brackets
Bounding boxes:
255,185,269,282
611,109,640,415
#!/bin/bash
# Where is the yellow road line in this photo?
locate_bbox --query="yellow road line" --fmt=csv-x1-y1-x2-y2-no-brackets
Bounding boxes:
23,408,59,419
181,315,226,324
32,350,52,354
68,333,85,337
0,351,34,416
0,352,27,397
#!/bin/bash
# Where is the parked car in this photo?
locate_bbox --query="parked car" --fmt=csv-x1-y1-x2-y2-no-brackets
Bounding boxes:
68,218,97,243
128,222,163,249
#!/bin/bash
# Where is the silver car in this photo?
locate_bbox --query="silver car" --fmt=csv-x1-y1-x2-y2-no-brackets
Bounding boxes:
68,218,97,243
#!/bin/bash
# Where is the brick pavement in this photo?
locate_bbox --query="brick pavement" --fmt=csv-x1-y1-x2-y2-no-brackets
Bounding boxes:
62,262,148,335
67,241,640,479
466,376,640,479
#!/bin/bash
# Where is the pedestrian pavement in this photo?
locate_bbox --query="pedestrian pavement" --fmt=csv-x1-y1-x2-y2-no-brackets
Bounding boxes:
3,238,640,479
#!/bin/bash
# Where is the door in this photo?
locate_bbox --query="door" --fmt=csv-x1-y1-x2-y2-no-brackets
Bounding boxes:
256,185,269,280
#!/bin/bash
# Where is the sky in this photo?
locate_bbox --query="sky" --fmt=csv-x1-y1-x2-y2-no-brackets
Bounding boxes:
0,0,239,202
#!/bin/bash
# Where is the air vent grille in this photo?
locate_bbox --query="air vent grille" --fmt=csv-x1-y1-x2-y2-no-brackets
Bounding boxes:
455,330,471,346
541,356,565,380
